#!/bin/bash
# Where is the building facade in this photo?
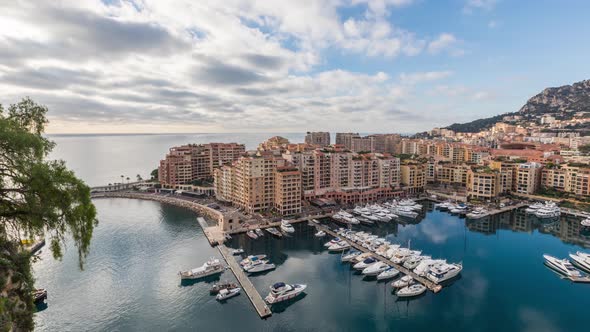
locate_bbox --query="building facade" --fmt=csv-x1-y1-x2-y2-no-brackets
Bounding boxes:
304,132,330,147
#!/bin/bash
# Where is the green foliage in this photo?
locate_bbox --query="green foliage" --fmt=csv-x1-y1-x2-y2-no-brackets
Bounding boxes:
579,144,590,155
1,98,97,330
150,168,159,180
445,113,511,133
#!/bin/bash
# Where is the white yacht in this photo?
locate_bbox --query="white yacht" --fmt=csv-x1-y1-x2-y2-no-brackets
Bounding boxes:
534,204,561,219
280,220,295,233
581,218,590,227
413,259,446,277
231,248,244,255
466,207,487,219
328,241,350,252
377,267,399,280
216,287,241,301
403,255,430,270
569,252,590,273
314,230,326,238
391,275,414,288
427,263,462,284
543,254,581,278
324,237,343,248
391,248,421,264
341,250,361,262
265,282,307,304
351,252,373,264
362,213,380,222
353,257,378,270
246,262,276,274
435,202,453,210
255,228,264,237
391,207,418,218
450,205,468,215
179,259,224,280
396,284,426,298
362,262,390,276
240,255,267,267
246,230,258,239
266,227,283,237
525,202,544,214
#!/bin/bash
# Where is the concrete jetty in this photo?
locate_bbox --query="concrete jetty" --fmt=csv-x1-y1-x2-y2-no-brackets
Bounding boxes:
316,224,443,293
217,244,272,318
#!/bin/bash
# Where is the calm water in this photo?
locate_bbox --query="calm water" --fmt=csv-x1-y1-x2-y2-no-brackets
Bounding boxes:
33,198,590,331
47,133,306,187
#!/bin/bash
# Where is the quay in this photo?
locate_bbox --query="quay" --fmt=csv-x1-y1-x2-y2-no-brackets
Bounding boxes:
217,244,272,319
478,202,529,218
315,224,443,293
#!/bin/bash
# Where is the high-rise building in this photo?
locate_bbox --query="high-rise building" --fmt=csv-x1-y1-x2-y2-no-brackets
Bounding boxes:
158,143,245,187
351,136,375,153
370,134,401,154
400,163,426,193
304,132,330,147
335,133,359,150
467,168,501,200
516,162,543,194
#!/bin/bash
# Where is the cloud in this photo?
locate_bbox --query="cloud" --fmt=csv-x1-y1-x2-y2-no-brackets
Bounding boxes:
427,33,462,55
463,0,498,14
399,71,453,85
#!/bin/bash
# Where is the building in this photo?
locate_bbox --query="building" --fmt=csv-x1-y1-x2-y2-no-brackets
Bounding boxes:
335,133,359,150
370,134,401,154
400,163,426,194
436,163,470,186
351,136,375,153
304,132,330,147
516,162,543,194
542,165,590,196
158,143,245,187
213,153,302,216
467,168,501,200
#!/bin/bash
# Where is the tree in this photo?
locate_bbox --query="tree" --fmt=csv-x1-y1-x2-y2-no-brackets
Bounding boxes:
136,174,142,182
0,98,97,330
150,168,158,181
126,177,130,184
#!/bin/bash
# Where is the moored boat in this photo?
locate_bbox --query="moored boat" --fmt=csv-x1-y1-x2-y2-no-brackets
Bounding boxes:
362,262,389,276
391,275,414,288
543,254,581,278
33,289,47,304
246,262,276,274
426,263,462,284
377,267,399,280
266,227,283,237
568,252,590,273
314,230,326,237
247,230,258,239
265,282,307,304
231,248,244,255
216,287,241,301
341,250,361,262
210,281,239,294
179,258,224,280
240,255,267,267
280,220,295,233
396,284,426,297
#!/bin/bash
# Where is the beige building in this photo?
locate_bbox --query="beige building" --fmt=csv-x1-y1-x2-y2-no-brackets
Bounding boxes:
400,163,426,193
467,168,501,200
351,136,375,153
516,162,543,194
542,165,590,196
274,166,303,215
335,133,359,150
304,132,330,147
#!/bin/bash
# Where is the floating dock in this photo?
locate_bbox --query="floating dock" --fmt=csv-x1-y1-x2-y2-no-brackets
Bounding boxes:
477,202,528,218
217,244,272,319
316,224,443,293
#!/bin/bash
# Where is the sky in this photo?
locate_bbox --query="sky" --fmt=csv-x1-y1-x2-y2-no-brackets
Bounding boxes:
0,0,589,134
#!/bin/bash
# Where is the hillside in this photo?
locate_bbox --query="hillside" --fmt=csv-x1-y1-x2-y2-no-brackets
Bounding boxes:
445,79,590,133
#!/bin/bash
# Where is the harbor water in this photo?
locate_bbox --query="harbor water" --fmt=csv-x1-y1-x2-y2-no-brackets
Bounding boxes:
33,198,590,331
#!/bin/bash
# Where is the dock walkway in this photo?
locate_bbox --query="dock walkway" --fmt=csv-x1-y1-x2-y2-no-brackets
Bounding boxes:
217,244,272,319
479,202,528,218
316,225,443,293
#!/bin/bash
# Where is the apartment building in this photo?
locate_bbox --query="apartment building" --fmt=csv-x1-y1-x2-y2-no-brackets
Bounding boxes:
467,168,501,200
400,163,426,194
516,162,543,194
370,134,401,154
158,143,245,187
304,131,331,147
274,166,303,215
335,133,359,150
542,165,590,196
436,163,470,186
351,136,375,153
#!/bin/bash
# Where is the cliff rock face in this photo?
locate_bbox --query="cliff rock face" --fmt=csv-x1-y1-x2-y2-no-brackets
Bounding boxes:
519,80,590,114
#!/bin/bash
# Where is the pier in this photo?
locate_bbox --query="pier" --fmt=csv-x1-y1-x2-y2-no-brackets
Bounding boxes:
217,244,272,318
316,224,443,293
477,202,529,218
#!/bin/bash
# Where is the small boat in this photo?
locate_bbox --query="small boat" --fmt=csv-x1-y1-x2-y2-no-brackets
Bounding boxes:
247,230,258,239
351,252,372,263
391,275,414,288
265,282,307,304
311,219,320,224
353,257,377,270
581,218,590,227
231,248,244,255
216,287,241,301
324,237,343,247
314,230,326,238
362,262,390,276
543,254,581,278
403,255,430,270
210,281,239,294
426,263,462,284
247,262,276,274
33,289,47,304
240,255,267,267
377,267,399,280
266,227,283,237
466,207,487,219
341,250,361,262
396,284,426,297
413,259,446,277
179,259,225,280
255,228,264,237
280,220,295,233
568,252,590,273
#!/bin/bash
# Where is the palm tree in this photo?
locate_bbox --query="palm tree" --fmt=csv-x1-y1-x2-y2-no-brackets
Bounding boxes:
126,177,130,185
136,174,142,182
120,175,124,189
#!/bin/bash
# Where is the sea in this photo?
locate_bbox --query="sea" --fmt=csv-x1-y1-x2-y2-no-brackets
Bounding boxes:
32,134,590,331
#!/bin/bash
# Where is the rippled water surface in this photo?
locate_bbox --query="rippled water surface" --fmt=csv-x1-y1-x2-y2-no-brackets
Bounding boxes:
33,198,590,331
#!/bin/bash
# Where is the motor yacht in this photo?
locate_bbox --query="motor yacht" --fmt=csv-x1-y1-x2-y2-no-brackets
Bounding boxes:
377,267,399,280
435,202,453,210
413,259,446,277
324,237,343,247
179,258,224,280
374,212,391,222
362,213,380,222
266,227,283,237
403,255,430,270
240,255,267,267
466,207,487,219
543,254,581,278
255,228,264,237
569,252,590,273
391,248,421,264
216,287,241,301
353,257,377,270
534,204,561,219
450,205,468,215
246,230,258,239
427,263,462,283
391,207,418,218
525,202,544,213
341,250,361,262
362,262,390,276
328,241,350,252
314,230,326,238
396,284,426,298
391,275,414,288
231,248,244,255
210,281,239,294
265,282,307,304
581,218,590,227
351,252,373,264
246,262,276,274
280,220,295,233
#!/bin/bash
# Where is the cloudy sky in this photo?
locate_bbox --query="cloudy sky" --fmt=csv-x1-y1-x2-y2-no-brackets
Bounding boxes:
1,0,589,134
